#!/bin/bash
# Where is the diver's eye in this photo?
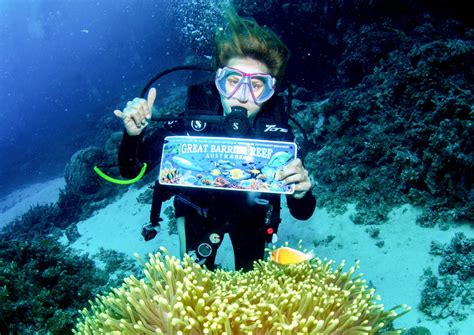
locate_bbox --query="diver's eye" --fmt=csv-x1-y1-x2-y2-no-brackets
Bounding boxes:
226,76,241,87
251,79,265,93
252,80,264,97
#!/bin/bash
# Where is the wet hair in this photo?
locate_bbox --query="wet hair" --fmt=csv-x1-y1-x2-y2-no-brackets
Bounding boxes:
215,9,290,81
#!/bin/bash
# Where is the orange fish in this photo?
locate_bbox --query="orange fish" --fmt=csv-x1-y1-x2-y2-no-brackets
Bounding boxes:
271,247,315,265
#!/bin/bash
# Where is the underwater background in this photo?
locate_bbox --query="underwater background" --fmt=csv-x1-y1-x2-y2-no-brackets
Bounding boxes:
0,0,472,334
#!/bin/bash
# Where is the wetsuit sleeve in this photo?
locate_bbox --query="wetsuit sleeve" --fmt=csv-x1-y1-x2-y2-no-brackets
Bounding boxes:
286,191,316,220
118,129,165,178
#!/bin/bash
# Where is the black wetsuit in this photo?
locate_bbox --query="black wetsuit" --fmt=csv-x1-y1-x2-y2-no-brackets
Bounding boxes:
118,93,316,271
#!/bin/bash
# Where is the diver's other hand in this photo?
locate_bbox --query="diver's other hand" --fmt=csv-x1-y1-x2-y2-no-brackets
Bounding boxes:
113,87,156,136
280,158,312,199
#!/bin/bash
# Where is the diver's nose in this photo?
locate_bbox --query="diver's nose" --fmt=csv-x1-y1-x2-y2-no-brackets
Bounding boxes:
234,84,249,102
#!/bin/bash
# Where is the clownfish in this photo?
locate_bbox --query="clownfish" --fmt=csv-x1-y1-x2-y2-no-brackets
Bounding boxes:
271,247,315,265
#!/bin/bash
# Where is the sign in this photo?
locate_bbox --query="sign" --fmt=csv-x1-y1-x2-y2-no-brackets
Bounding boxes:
159,136,297,194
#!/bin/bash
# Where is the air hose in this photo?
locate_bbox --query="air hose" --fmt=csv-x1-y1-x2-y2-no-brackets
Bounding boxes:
93,163,147,185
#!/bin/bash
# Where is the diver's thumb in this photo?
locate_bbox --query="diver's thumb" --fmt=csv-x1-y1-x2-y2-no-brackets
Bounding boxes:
114,109,124,119
147,87,157,115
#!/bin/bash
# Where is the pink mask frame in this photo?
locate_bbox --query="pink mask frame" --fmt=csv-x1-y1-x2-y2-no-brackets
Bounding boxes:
215,66,276,104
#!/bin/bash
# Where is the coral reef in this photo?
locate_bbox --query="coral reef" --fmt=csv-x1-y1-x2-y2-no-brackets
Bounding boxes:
95,248,142,284
236,1,474,227
312,235,336,248
137,187,154,204
164,206,178,235
2,203,61,240
419,233,473,320
298,31,473,225
63,145,127,218
437,233,474,281
0,135,138,334
337,23,408,86
366,227,381,239
2,142,129,241
0,238,108,335
237,0,471,94
402,326,431,335
65,147,108,195
419,271,472,320
74,248,410,334
0,230,142,334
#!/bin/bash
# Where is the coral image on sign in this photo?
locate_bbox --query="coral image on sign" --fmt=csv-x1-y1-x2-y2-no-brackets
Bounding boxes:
159,136,297,194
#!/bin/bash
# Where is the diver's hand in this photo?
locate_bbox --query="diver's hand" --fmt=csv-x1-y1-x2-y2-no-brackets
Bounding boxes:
113,87,156,136
280,158,312,199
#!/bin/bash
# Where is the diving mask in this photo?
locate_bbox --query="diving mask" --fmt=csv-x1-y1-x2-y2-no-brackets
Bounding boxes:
215,67,276,104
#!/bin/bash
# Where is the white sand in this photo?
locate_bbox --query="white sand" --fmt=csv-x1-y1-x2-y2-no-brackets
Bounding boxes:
69,186,180,259
0,177,65,230
4,178,473,333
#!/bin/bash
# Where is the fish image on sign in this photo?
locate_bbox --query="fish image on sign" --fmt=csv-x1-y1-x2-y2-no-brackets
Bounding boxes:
158,136,297,194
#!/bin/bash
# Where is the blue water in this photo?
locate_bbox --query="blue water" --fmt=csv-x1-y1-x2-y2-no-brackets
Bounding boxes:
0,0,190,196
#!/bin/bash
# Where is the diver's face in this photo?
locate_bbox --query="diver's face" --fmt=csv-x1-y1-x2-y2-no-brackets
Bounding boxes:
220,57,270,120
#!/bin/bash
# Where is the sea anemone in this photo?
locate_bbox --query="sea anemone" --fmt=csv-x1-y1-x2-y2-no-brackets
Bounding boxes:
73,247,410,334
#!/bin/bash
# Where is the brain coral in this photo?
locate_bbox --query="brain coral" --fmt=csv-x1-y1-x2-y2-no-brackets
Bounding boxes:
74,248,410,334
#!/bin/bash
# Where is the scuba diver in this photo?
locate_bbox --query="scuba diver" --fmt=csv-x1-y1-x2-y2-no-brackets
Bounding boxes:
113,10,316,271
